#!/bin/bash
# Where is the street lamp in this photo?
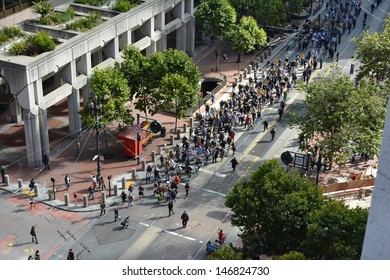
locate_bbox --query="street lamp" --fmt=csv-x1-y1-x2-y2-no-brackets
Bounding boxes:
108,174,112,197
89,95,102,180
315,149,323,185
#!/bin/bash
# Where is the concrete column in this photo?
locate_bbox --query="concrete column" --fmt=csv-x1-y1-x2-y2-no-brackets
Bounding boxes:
170,135,174,145
186,19,195,57
174,0,185,51
101,191,106,204
114,184,118,196
361,102,390,259
4,174,9,186
8,99,22,123
18,179,22,189
68,88,81,139
131,169,136,180
183,123,187,133
121,177,126,190
83,195,88,208
38,108,50,158
64,193,69,206
23,110,42,168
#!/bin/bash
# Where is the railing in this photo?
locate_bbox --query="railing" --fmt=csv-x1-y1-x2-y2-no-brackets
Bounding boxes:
193,73,227,114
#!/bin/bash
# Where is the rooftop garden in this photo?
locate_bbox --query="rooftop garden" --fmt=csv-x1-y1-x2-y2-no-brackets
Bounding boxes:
9,31,58,56
0,26,24,46
74,0,141,12
65,12,104,32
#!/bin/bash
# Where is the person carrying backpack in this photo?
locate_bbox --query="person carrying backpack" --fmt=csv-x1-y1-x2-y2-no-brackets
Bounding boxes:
181,211,189,228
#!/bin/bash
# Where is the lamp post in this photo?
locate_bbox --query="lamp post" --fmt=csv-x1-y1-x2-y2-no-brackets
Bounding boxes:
315,150,323,185
108,174,112,197
50,177,56,200
90,95,102,180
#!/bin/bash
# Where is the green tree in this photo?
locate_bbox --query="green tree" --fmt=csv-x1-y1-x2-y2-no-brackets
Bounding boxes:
160,73,196,132
80,65,132,130
120,45,153,116
225,159,325,258
194,0,236,71
230,0,287,27
289,73,387,168
207,245,247,260
301,200,368,260
353,16,390,81
228,16,267,75
278,251,306,260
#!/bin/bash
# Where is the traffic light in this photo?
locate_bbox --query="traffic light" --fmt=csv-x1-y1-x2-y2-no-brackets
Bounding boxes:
150,121,162,133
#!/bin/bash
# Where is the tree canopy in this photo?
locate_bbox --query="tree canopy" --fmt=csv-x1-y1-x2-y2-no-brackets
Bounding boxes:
289,73,387,168
225,159,368,259
80,65,132,129
228,16,267,75
354,16,390,82
194,0,236,71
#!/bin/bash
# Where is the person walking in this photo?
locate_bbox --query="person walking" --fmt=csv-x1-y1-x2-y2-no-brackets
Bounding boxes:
184,182,190,198
29,196,34,211
231,143,236,156
99,201,106,217
88,185,95,200
67,249,76,260
181,211,189,228
218,229,225,244
74,140,81,157
64,174,71,191
120,190,127,205
127,193,134,208
263,120,269,131
230,157,238,172
34,250,40,260
29,178,35,193
168,199,174,216
270,127,276,141
43,155,50,170
114,207,120,222
30,226,38,244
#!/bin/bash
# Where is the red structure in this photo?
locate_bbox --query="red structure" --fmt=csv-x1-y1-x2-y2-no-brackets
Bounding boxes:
116,122,153,158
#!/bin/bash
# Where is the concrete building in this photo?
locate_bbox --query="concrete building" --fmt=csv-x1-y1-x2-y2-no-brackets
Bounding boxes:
0,0,199,167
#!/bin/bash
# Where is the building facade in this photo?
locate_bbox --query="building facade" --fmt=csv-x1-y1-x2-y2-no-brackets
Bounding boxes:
0,0,197,167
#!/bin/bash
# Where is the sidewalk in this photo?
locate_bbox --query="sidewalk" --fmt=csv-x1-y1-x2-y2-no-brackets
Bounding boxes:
1,2,372,212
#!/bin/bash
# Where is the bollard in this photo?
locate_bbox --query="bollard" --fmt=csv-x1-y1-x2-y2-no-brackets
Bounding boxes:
268,48,272,56
243,69,247,79
264,51,268,59
234,77,238,86
64,193,69,206
189,117,193,128
83,195,88,208
151,151,156,163
131,169,137,180
101,191,106,204
18,179,23,189
122,177,126,190
239,73,243,82
176,129,181,140
114,184,119,196
4,174,9,186
248,64,252,74
183,123,187,133
142,160,146,171
260,54,264,63
170,134,174,145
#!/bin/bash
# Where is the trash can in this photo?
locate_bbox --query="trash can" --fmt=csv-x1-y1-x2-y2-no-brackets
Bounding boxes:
160,127,166,137
1,165,7,183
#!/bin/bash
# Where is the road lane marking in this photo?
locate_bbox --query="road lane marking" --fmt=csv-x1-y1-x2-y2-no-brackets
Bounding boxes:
202,188,226,197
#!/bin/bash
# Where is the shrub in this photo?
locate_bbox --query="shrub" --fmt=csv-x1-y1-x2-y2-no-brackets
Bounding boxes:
9,41,27,56
9,31,56,56
66,12,103,32
113,0,131,12
3,26,23,38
